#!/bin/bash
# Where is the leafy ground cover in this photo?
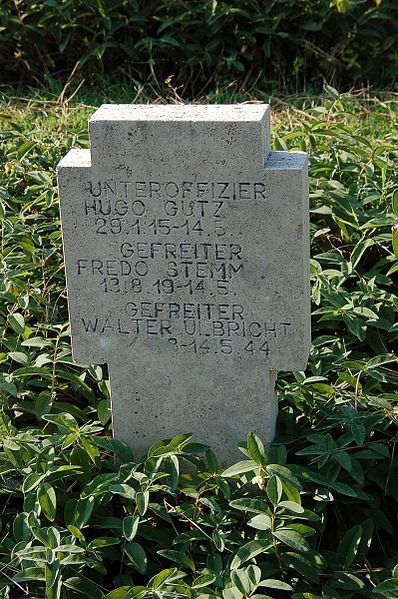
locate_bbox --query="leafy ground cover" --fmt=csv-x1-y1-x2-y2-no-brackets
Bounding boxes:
0,87,397,598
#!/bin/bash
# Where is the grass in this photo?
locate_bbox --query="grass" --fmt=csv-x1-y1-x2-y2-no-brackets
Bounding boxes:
1,80,397,136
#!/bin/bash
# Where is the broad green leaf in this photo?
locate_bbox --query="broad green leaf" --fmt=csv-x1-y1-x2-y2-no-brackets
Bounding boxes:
109,484,136,499
123,541,148,574
273,529,310,553
157,549,195,572
222,460,258,477
292,594,321,599
259,579,293,591
98,398,111,424
266,475,282,506
107,587,138,599
231,569,253,596
8,351,29,365
122,515,140,541
35,391,55,418
12,567,45,582
17,140,37,159
372,578,398,597
136,490,149,515
331,481,370,500
337,524,362,568
213,529,225,551
192,574,217,588
8,312,25,334
88,537,120,549
67,525,85,542
64,577,103,598
38,483,57,521
278,501,305,514
392,189,398,217
266,464,302,490
393,225,398,259
23,472,46,494
229,497,269,514
324,83,339,98
333,451,352,472
150,568,178,590
247,514,272,530
73,496,95,527
231,540,273,569
13,512,31,543
246,432,267,465
282,552,320,584
42,412,79,433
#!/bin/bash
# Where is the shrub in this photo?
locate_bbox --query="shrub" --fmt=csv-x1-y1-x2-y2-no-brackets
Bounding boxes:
1,0,397,93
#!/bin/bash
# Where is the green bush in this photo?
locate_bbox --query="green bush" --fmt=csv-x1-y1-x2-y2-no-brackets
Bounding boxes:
1,0,397,93
0,92,397,596
0,425,397,598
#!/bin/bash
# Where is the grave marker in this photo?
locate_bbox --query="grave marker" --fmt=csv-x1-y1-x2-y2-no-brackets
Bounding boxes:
57,104,310,463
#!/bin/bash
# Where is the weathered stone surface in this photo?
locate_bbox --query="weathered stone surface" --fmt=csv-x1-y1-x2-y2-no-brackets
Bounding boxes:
57,104,310,463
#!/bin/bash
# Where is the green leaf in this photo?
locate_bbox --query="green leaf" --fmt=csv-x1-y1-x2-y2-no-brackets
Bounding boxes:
278,501,304,514
73,496,95,527
266,464,302,490
38,483,57,521
231,569,253,596
333,451,352,472
229,498,269,514
259,579,293,591
123,542,148,574
98,398,111,424
266,475,282,506
107,587,136,599
246,432,267,465
222,460,258,477
392,189,398,217
150,568,178,590
17,140,37,159
42,412,79,433
393,225,398,259
122,515,139,541
35,391,55,419
247,514,272,531
231,539,273,569
110,484,136,499
67,525,85,542
282,552,319,584
64,577,103,598
372,578,398,597
8,312,25,334
8,351,29,365
13,512,31,542
273,529,310,553
136,490,149,515
23,472,46,494
12,567,45,582
331,481,370,500
324,83,339,99
192,574,217,588
157,549,195,572
337,524,362,568
213,529,225,551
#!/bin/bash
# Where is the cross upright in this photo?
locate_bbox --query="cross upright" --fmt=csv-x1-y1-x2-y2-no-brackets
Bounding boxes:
57,104,310,464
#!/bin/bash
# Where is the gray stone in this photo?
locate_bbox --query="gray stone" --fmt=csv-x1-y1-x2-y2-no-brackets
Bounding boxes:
57,104,310,464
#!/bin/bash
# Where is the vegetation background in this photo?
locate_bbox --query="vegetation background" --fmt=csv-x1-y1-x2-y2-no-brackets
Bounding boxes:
0,1,397,598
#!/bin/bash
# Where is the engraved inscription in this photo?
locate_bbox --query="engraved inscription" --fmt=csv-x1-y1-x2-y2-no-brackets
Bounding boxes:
74,176,287,359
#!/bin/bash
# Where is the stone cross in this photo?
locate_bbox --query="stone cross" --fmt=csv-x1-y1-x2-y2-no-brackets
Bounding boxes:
57,104,310,464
